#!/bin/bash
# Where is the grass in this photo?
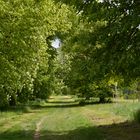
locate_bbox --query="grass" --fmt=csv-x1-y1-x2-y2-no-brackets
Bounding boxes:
0,96,140,140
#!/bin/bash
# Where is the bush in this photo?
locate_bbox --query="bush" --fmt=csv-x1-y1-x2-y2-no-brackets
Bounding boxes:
22,106,32,113
134,109,140,123
0,92,9,110
33,78,51,100
79,99,86,106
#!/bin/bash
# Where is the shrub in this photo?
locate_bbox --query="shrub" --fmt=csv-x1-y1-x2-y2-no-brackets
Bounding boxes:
22,106,32,113
79,99,86,106
0,92,9,110
134,109,140,123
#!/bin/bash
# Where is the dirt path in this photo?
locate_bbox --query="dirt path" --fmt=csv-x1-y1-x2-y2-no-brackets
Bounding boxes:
34,116,47,140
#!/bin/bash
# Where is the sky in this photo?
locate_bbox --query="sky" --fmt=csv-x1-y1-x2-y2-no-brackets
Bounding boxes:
51,38,61,48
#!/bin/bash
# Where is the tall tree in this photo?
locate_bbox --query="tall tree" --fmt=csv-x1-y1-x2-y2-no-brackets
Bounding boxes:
57,0,140,80
0,0,75,108
57,0,140,100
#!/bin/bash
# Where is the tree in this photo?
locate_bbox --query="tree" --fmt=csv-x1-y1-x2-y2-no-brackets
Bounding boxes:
57,0,140,100
0,0,76,108
60,0,140,80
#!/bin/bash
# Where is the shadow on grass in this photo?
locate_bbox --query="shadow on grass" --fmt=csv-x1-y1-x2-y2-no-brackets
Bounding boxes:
0,130,34,140
0,121,140,140
0,100,112,113
40,126,103,140
31,101,103,110
98,121,140,140
32,99,112,109
46,101,77,104
40,121,140,140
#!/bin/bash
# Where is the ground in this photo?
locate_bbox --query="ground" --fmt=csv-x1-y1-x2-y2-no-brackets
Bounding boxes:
0,96,140,140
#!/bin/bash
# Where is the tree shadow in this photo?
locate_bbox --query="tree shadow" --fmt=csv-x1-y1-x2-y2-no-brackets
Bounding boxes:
32,99,112,109
46,101,77,104
1,100,113,113
39,121,140,140
0,130,34,140
98,121,140,140
31,101,104,109
0,121,140,140
40,126,104,140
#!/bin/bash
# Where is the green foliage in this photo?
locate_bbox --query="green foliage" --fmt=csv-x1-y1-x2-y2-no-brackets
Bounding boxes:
0,0,76,108
58,0,140,99
33,76,52,99
0,91,9,110
89,80,113,102
48,47,72,95
0,0,139,106
17,86,33,103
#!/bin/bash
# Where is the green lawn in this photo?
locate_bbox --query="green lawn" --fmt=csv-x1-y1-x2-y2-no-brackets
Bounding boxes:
0,96,140,140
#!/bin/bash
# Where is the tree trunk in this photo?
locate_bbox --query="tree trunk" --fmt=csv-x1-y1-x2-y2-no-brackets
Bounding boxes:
9,94,17,106
99,97,105,103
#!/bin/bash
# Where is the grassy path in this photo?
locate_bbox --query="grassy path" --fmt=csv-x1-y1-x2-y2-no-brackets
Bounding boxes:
39,107,102,140
34,116,47,140
0,96,140,140
0,110,48,140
